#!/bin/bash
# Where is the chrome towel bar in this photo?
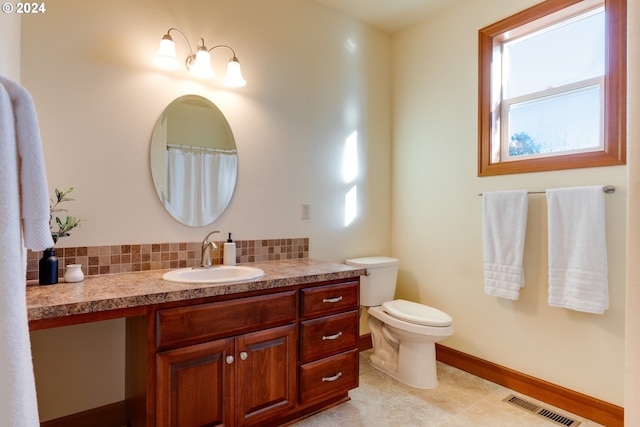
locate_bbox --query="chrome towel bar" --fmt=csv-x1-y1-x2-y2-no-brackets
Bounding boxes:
477,185,615,196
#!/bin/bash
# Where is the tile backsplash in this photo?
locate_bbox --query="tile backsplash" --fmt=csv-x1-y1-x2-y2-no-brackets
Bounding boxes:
26,238,309,281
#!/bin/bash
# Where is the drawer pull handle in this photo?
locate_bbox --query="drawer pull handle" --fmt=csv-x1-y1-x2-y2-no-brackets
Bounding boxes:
322,332,343,341
240,351,248,361
226,355,234,365
322,372,342,382
323,296,343,303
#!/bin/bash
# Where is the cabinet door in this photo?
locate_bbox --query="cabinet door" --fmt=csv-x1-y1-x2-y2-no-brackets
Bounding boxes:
156,337,234,427
235,324,297,426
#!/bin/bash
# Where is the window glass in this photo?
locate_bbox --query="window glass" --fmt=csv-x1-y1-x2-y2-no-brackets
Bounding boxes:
498,7,605,160
506,83,602,160
504,8,605,99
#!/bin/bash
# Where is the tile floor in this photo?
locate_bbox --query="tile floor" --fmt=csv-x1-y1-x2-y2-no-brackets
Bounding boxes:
292,350,605,427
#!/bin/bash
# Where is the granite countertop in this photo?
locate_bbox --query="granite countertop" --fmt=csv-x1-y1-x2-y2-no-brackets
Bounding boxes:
26,258,365,322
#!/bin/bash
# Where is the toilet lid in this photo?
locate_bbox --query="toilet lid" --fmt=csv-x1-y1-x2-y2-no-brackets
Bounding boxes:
382,299,452,327
345,256,399,268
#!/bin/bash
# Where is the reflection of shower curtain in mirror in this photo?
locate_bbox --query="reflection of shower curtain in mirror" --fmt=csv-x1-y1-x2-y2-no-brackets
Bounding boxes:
166,149,237,226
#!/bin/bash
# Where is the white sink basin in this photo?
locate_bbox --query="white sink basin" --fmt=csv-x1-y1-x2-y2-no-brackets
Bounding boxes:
162,265,265,284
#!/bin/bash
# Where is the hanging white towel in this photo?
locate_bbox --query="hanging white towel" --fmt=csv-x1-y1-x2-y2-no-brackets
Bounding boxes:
482,190,528,300
0,76,54,427
546,186,608,314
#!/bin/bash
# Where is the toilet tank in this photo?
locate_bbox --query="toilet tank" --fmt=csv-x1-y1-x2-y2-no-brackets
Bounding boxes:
345,256,399,306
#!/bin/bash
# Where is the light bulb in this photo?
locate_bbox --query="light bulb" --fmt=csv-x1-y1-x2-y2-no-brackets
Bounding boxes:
153,35,179,70
189,48,215,79
222,57,246,87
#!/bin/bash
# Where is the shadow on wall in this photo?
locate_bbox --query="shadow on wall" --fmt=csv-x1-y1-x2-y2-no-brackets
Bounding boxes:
395,270,421,302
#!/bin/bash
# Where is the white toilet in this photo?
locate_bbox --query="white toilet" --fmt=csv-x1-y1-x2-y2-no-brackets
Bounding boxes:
345,256,453,389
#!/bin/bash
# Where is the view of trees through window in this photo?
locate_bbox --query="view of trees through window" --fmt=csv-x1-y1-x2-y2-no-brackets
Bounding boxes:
509,132,539,156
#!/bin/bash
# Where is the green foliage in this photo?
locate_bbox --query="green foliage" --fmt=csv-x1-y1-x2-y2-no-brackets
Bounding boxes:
50,187,83,244
509,132,542,156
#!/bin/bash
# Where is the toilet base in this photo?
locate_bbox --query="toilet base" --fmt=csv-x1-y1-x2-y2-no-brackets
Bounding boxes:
369,340,439,389
368,314,442,389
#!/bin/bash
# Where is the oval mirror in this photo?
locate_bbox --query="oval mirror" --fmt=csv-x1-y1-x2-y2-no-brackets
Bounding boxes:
150,95,238,226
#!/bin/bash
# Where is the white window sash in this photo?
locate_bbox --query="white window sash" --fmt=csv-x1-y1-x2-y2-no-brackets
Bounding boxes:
499,76,604,161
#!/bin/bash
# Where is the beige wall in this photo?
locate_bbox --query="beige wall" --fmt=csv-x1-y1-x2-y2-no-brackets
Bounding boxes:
20,0,392,255
0,12,20,80
625,0,639,423
391,0,627,407
20,0,392,420
7,0,639,422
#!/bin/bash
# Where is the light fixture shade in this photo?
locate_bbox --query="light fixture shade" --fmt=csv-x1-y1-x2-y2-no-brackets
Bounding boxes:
153,36,179,70
153,29,245,86
189,48,215,79
222,58,246,87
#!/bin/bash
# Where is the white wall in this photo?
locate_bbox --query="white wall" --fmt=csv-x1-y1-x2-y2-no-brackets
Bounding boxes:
21,0,392,420
391,0,626,407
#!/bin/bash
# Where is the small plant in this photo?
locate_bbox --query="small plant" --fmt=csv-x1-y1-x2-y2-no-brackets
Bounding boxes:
50,187,83,244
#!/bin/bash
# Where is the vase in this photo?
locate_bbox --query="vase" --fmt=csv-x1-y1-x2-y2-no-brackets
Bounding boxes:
64,264,84,283
39,248,58,285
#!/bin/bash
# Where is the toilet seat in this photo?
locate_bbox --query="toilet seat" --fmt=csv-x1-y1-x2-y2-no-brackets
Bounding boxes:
382,299,452,327
368,305,454,338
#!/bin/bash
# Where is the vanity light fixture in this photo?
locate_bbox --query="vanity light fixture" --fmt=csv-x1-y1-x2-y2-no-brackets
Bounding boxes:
153,28,246,87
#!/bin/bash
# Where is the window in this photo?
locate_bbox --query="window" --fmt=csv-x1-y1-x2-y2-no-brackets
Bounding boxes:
478,0,626,176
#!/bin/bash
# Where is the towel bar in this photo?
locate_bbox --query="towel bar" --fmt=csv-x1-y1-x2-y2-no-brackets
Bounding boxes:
477,185,615,196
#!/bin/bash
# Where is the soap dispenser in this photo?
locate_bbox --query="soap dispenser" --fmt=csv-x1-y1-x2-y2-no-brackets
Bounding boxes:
223,233,236,266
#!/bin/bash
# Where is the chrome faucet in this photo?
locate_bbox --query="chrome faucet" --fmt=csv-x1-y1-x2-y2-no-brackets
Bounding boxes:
200,230,220,268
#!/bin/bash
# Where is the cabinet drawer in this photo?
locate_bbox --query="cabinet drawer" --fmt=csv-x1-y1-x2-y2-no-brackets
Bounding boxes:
299,349,359,405
156,291,296,349
301,281,358,318
300,311,358,363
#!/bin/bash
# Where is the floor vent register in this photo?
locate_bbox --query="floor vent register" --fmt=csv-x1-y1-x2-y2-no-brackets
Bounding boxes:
502,394,581,426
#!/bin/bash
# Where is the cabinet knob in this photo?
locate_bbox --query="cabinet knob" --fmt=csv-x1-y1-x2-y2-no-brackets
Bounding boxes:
321,372,343,382
226,355,235,364
322,331,343,341
322,296,343,303
240,351,248,360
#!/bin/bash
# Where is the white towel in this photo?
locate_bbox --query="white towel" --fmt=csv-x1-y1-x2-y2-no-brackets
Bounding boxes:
546,186,608,314
0,76,52,250
0,76,53,427
482,190,528,300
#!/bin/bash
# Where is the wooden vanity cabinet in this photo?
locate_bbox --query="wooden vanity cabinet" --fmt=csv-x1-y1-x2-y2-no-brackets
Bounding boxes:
154,291,297,427
126,278,360,427
298,281,360,406
155,324,296,427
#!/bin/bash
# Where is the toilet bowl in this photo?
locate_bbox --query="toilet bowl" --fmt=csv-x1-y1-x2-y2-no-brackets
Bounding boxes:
345,257,454,389
368,300,453,388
